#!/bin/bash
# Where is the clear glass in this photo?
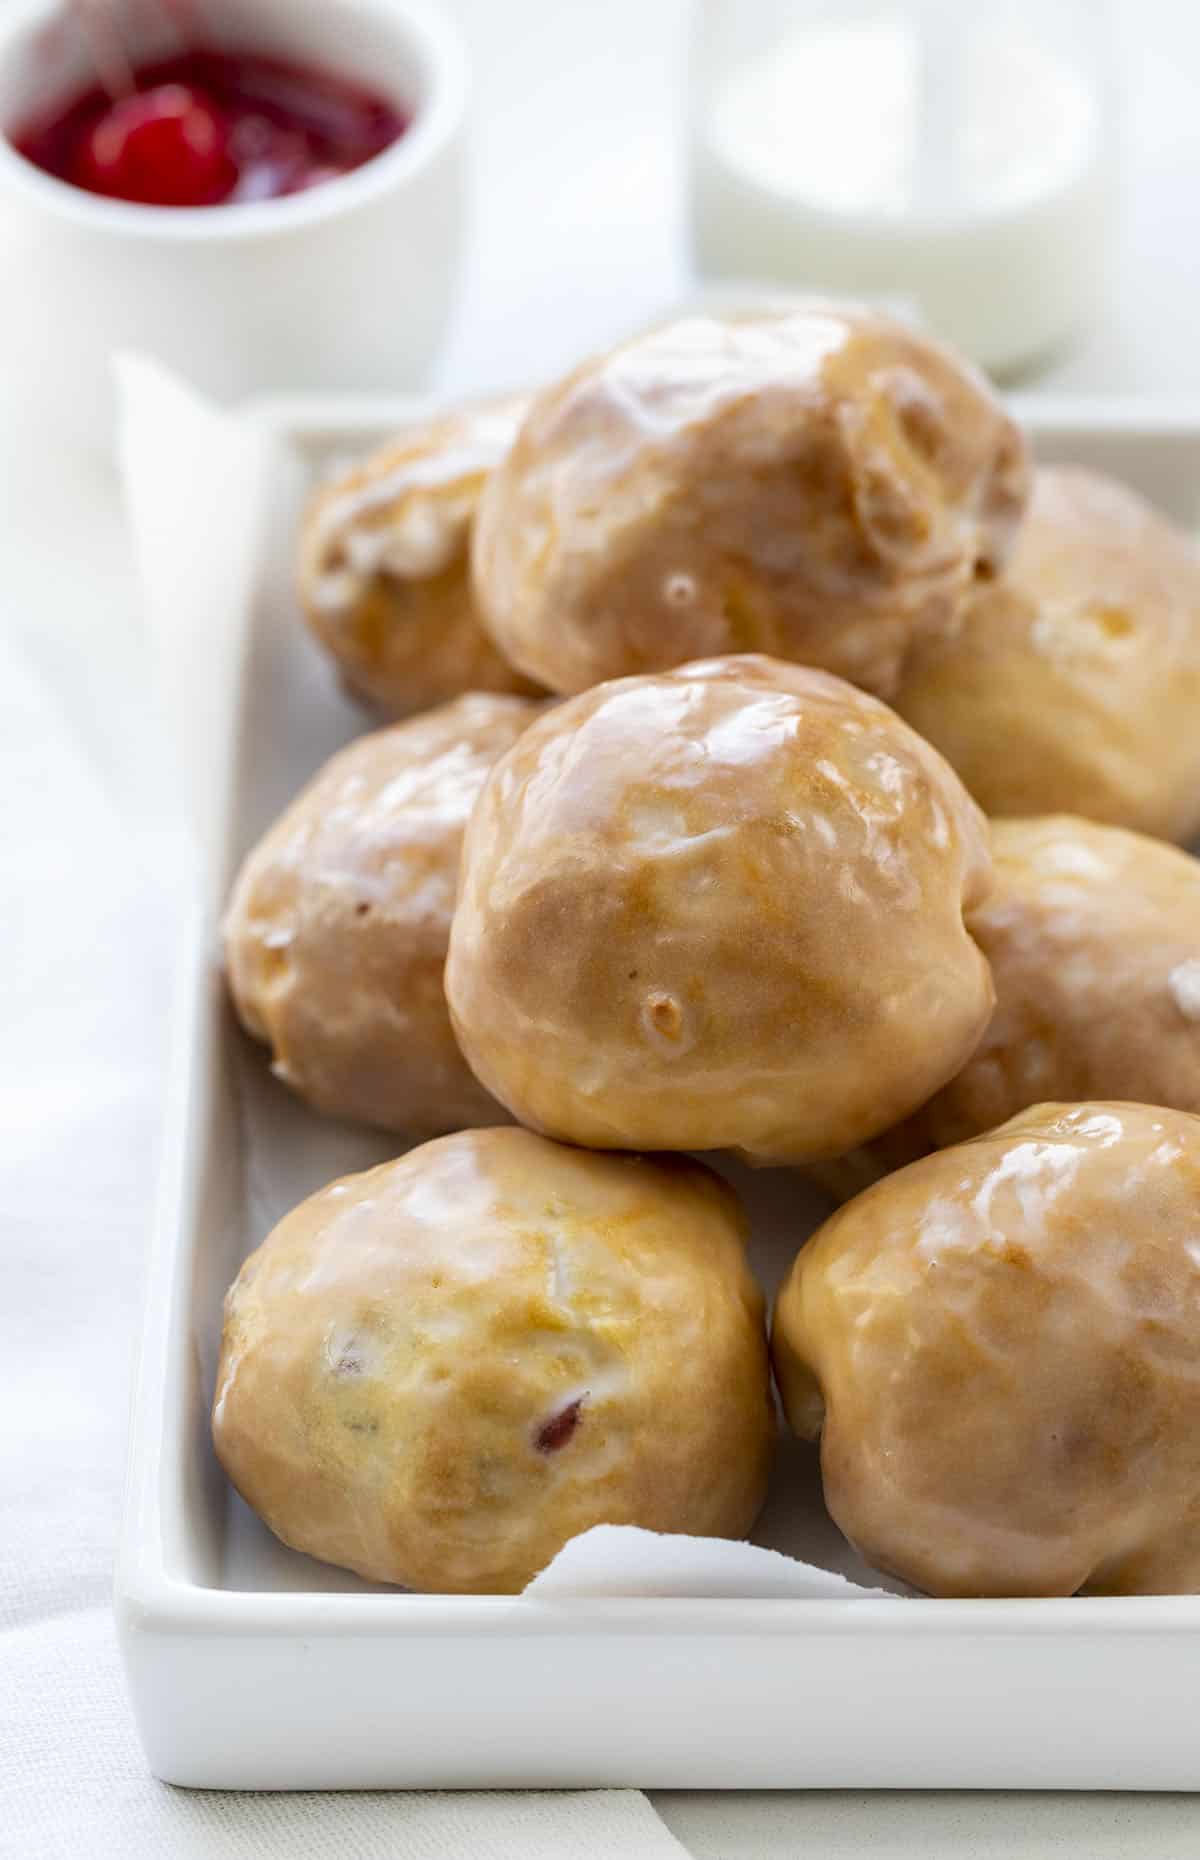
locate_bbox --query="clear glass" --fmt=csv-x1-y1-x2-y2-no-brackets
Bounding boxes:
688,0,1115,375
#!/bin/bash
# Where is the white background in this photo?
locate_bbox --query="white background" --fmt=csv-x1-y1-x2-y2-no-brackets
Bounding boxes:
6,0,1200,1853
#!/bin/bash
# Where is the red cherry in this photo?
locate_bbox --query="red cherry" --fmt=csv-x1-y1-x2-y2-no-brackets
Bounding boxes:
73,84,236,207
534,1397,585,1454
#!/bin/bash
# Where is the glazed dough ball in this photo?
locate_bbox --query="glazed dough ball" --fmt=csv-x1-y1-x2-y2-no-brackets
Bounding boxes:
910,816,1200,1147
893,466,1200,842
445,655,994,1164
298,396,540,717
814,815,1200,1195
212,1128,773,1593
472,306,1029,699
224,693,541,1135
774,1103,1200,1596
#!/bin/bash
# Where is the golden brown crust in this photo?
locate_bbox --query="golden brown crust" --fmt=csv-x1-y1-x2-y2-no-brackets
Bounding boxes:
822,815,1200,1185
212,1129,773,1592
298,396,541,717
894,466,1200,841
472,306,1028,699
445,654,994,1164
774,1102,1200,1597
223,693,541,1135
918,816,1200,1145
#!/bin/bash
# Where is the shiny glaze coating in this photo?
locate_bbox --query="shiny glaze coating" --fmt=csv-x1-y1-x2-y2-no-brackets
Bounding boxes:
894,466,1200,842
814,816,1200,1194
224,694,541,1135
445,655,994,1164
910,816,1200,1148
774,1102,1200,1596
471,306,1028,699
212,1128,773,1592
298,396,540,717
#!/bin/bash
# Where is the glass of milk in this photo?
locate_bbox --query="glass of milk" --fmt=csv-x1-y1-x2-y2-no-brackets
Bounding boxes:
688,0,1114,375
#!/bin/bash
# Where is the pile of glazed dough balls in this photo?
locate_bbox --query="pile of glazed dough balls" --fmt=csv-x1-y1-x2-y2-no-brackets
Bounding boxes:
216,301,1200,1597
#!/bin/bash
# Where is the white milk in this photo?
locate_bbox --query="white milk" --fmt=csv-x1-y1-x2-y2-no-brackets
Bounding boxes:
689,3,1112,374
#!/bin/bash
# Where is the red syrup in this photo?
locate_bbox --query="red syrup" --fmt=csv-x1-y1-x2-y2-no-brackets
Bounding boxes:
12,47,410,208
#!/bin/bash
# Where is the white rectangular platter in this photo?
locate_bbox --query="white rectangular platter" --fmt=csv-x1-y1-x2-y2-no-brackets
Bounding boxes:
116,389,1200,1790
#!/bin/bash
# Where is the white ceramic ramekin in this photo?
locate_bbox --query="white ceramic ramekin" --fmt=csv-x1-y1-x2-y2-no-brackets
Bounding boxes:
0,0,466,445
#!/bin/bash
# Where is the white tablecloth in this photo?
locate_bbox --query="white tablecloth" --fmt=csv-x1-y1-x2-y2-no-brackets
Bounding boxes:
7,1,1200,1853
